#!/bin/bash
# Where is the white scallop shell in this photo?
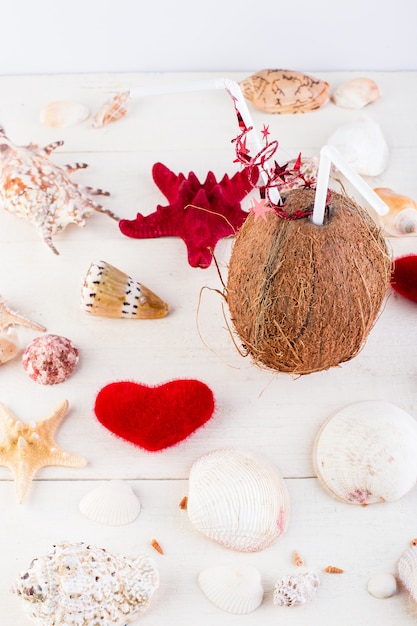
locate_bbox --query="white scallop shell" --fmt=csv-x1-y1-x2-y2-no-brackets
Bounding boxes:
367,572,398,598
327,116,389,176
313,401,417,505
187,448,290,552
198,564,264,614
40,101,90,128
398,545,417,602
273,571,320,606
79,479,141,525
331,77,380,109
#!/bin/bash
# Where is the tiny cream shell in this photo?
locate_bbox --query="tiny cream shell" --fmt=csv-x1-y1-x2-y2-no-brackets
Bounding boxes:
374,187,417,236
40,101,90,128
198,564,264,614
331,78,380,109
367,573,397,598
79,479,141,525
398,545,417,602
187,448,290,552
0,328,19,364
273,572,320,607
327,116,389,176
313,401,417,505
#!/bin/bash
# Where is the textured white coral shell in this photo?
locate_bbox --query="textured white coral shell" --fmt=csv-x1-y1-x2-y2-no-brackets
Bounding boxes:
79,479,141,525
331,77,380,109
273,571,320,606
398,545,417,602
313,401,417,505
11,541,159,626
198,564,264,614
187,448,290,552
327,116,389,176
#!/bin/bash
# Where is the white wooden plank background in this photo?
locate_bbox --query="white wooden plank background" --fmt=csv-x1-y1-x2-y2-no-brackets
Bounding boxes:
0,71,417,624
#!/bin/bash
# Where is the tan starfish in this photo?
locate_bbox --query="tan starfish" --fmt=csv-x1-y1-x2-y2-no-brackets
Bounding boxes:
0,399,87,503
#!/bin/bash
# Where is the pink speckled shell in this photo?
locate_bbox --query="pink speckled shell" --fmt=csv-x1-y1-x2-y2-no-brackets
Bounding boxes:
22,334,79,385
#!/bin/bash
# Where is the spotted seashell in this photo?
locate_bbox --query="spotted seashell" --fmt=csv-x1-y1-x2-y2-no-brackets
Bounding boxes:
187,448,290,552
198,564,264,614
40,101,90,128
331,77,380,109
273,572,320,607
81,260,169,319
0,127,119,255
79,479,141,525
239,69,330,114
313,401,417,505
11,541,159,626
92,91,130,128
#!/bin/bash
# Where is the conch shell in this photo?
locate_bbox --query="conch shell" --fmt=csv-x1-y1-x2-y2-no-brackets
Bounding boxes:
11,541,159,625
81,260,169,319
374,187,417,236
92,91,130,127
239,69,329,114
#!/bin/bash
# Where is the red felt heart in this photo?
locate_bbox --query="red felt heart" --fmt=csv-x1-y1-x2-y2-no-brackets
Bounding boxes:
94,379,215,451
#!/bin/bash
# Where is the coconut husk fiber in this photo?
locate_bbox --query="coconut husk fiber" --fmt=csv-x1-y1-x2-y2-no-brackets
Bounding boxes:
226,188,391,375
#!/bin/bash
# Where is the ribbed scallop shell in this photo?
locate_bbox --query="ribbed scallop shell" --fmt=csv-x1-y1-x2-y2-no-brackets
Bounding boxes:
273,572,320,606
239,69,329,114
81,260,169,319
79,480,141,525
398,545,417,602
187,448,290,552
198,564,264,614
313,401,417,504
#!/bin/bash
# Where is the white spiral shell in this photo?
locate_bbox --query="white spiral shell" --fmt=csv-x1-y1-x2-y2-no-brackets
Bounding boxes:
313,401,417,505
187,448,290,552
198,564,264,614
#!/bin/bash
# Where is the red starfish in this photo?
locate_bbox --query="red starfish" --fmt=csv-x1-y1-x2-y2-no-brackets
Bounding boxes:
119,162,256,268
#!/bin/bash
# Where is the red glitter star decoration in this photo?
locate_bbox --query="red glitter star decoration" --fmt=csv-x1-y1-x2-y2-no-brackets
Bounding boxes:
250,197,274,222
119,162,256,268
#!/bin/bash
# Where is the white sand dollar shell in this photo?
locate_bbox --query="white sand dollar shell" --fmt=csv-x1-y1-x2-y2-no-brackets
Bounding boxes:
327,116,389,176
367,572,397,598
79,479,141,525
198,564,264,614
398,545,417,602
313,401,417,504
187,448,290,552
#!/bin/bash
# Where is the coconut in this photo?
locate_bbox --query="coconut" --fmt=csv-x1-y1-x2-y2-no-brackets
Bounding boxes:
226,188,391,375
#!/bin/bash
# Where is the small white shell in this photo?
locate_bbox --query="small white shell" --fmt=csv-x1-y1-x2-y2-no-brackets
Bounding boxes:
187,448,290,552
79,479,141,525
313,401,417,505
198,564,264,614
374,187,417,236
331,78,380,109
273,572,320,606
327,116,389,176
398,545,417,602
40,101,90,128
367,573,398,598
0,328,19,364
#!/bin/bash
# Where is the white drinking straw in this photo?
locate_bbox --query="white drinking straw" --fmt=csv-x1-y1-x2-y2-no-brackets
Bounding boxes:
130,78,281,205
312,145,389,225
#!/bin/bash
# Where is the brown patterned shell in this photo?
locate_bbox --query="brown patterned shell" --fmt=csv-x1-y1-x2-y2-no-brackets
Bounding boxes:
239,69,330,114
